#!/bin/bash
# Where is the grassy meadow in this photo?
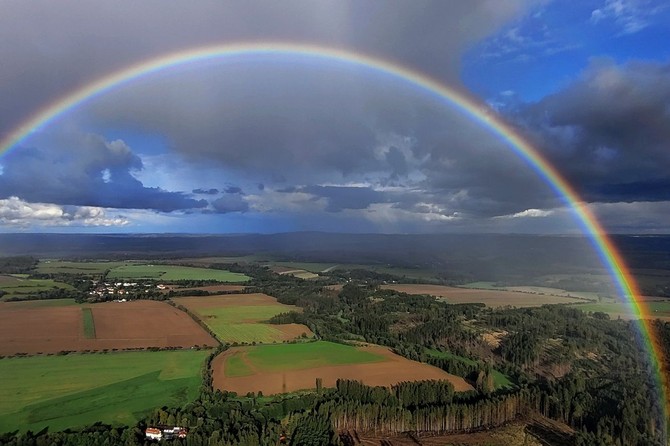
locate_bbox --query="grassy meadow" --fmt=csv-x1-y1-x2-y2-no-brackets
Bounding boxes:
174,294,313,344
0,350,209,433
0,275,74,300
107,264,250,282
239,341,385,372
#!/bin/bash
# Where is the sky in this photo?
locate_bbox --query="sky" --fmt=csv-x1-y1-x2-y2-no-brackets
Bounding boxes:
0,0,669,234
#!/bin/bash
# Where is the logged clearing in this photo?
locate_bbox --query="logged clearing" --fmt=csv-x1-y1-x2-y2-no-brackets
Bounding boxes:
173,293,313,343
353,421,544,446
212,342,474,395
382,284,585,308
0,300,216,355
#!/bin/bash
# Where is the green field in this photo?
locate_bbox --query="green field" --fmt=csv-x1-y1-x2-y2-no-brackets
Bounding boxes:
107,264,250,282
197,305,307,343
572,301,670,319
82,308,96,339
238,341,385,373
0,275,74,299
0,350,209,433
425,349,513,389
224,354,254,377
36,261,133,275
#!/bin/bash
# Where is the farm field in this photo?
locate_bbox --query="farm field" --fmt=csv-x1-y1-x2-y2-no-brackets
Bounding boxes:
173,293,312,344
0,274,74,299
0,299,217,355
36,260,133,275
381,284,586,308
169,284,247,293
270,266,320,279
0,350,208,433
106,264,250,282
212,341,474,395
571,300,670,321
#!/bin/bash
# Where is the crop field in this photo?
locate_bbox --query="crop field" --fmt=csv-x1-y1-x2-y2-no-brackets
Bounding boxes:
169,284,247,293
212,341,474,395
381,284,586,308
0,300,217,355
0,275,74,299
173,293,313,344
572,300,670,321
271,266,320,279
106,264,250,282
0,350,208,433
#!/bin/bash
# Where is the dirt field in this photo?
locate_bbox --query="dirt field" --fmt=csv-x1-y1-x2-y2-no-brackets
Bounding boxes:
381,284,585,308
212,344,474,395
173,293,280,309
0,300,217,355
168,284,247,293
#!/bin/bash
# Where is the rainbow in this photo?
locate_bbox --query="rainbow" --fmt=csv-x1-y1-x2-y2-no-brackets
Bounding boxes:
0,42,667,419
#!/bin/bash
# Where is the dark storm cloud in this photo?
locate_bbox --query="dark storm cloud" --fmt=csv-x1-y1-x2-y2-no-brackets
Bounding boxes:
193,188,219,195
0,0,536,145
224,186,242,194
297,185,387,212
210,195,249,214
0,133,206,212
513,59,670,203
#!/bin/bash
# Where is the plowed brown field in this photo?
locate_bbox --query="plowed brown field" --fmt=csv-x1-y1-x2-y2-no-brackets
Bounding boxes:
382,284,585,308
0,300,216,355
212,345,474,395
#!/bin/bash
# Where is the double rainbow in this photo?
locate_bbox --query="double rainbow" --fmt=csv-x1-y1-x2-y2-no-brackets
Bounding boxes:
0,42,667,422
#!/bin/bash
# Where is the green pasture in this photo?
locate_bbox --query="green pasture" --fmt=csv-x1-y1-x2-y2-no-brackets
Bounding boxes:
241,341,385,373
36,261,133,275
0,350,208,433
425,349,513,389
107,264,250,282
196,304,307,343
572,301,670,319
82,308,96,339
0,275,74,298
224,354,254,377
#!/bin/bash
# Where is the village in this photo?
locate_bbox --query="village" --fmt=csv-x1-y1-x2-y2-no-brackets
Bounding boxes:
87,280,168,301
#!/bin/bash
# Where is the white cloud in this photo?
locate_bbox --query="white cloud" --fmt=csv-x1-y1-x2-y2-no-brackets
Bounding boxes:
590,0,666,34
0,197,128,227
496,208,554,218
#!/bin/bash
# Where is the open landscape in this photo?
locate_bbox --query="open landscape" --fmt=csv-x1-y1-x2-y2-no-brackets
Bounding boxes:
381,283,587,307
172,293,313,343
0,350,209,433
0,299,217,355
212,341,474,395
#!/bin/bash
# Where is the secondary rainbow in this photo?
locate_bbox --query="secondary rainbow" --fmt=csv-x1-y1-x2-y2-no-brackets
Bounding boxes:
0,42,667,417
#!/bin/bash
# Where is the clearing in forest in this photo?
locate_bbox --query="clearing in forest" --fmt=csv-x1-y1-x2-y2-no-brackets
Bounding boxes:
0,350,208,433
381,284,586,308
0,299,217,355
172,293,313,344
212,341,474,395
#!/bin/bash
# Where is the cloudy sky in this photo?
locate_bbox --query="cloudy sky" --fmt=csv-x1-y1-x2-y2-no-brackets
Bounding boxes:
0,0,668,233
